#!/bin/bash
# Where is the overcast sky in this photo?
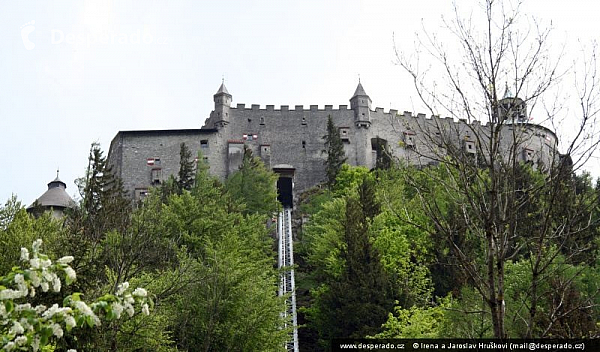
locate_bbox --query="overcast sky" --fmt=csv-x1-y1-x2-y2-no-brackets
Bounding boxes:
1,0,599,206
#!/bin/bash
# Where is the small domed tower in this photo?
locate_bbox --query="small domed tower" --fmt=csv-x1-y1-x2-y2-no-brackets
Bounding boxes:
212,81,232,128
499,87,527,123
350,81,372,128
27,171,76,219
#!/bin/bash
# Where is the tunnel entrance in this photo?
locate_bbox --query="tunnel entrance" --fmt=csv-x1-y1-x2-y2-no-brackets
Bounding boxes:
277,177,293,208
273,164,295,208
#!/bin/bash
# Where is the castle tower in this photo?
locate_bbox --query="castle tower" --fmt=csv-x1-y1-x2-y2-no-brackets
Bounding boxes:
350,81,372,128
499,87,527,123
212,81,232,128
349,81,373,167
27,171,76,219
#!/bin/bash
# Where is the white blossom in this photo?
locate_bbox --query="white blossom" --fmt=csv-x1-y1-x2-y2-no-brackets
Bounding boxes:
52,276,61,292
67,349,77,352
40,258,52,268
34,304,47,314
72,300,100,326
51,323,64,338
29,271,41,287
64,267,76,281
132,287,147,297
125,294,134,305
31,337,40,352
29,258,40,269
15,336,27,346
142,303,150,316
14,274,24,285
32,239,43,252
116,282,129,296
41,282,49,292
111,302,124,319
65,315,76,329
0,288,26,300
15,303,31,312
3,341,15,351
10,321,24,335
20,247,29,261
57,256,74,264
124,302,135,317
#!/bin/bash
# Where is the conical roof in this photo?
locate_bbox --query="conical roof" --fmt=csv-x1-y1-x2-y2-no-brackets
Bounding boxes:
503,86,514,99
215,82,230,96
28,174,76,210
352,82,369,98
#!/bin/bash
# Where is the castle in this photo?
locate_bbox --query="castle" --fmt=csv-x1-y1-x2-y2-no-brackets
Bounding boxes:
107,82,558,206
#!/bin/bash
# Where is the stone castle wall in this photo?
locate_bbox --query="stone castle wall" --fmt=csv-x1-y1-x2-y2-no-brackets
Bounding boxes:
108,83,559,201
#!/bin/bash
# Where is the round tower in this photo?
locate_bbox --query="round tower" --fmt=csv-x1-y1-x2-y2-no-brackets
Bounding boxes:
499,87,527,123
212,81,232,128
350,81,372,128
27,171,76,218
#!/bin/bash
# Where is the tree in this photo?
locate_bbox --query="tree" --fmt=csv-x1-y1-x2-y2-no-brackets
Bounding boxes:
304,177,394,346
225,146,279,217
392,0,600,338
177,142,195,192
322,115,347,188
0,239,150,352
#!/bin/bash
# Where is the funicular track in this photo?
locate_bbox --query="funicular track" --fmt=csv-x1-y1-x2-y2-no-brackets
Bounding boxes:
278,207,299,352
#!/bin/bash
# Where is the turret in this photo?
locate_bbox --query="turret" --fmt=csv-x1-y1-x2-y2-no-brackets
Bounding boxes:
350,81,372,128
27,171,76,218
212,81,232,128
499,87,527,123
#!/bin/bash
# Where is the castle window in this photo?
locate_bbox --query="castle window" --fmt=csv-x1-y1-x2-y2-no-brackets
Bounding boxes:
403,131,416,149
134,188,149,201
260,117,265,125
201,140,209,149
339,127,350,142
302,140,306,148
464,141,476,154
302,117,307,125
151,168,162,185
523,148,534,163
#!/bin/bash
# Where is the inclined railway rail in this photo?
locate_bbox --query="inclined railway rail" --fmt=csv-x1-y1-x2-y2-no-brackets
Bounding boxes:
278,208,299,352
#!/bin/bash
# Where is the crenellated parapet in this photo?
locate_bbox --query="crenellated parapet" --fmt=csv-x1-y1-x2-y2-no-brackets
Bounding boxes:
109,81,560,202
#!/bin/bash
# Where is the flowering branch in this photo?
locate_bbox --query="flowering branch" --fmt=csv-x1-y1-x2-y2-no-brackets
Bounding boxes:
0,239,151,351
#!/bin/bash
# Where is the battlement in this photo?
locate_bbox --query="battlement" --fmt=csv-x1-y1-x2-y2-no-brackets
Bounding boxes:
228,104,407,115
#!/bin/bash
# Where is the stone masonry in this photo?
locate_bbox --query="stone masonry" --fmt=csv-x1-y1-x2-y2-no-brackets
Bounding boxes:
108,82,558,203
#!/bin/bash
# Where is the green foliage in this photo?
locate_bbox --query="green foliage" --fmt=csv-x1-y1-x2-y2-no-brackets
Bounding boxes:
0,195,23,231
0,240,151,351
303,177,396,345
0,207,64,276
177,142,195,192
332,164,371,196
373,295,452,339
225,146,279,217
323,115,347,188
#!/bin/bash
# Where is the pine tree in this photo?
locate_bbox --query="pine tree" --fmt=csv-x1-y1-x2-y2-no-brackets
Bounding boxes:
225,146,279,217
312,177,392,343
323,115,347,188
79,143,130,238
177,142,195,192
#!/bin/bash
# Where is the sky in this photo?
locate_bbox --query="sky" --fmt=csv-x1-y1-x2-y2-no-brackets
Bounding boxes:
1,0,599,206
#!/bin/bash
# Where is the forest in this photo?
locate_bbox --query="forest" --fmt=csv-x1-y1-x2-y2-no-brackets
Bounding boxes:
2,0,600,350
1,137,599,351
